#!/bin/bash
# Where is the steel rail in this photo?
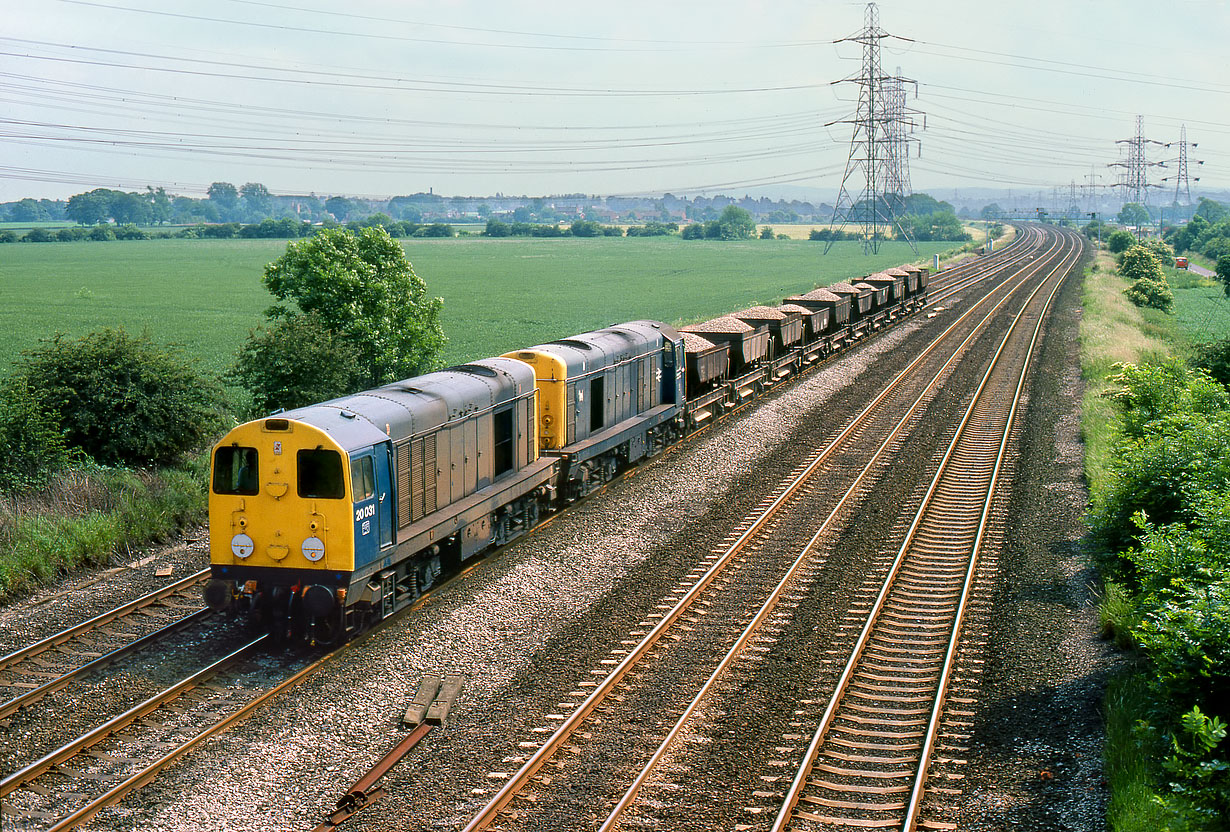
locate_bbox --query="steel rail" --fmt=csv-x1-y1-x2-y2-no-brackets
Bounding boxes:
899,230,1083,830
769,228,1083,831
0,568,210,673
460,226,1064,832
0,635,268,799
596,224,1064,831
0,608,214,721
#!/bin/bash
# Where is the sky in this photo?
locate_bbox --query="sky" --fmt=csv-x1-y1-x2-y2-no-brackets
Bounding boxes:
1,0,1227,204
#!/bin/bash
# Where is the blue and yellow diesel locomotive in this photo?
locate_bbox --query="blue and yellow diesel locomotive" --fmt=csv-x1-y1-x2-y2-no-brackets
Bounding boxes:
207,266,930,643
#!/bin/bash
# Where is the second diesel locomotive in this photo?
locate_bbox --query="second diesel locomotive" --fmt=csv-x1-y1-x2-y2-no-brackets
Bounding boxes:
205,264,931,644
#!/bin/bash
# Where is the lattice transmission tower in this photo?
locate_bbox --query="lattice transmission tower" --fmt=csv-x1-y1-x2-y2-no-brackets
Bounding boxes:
824,3,921,254
1108,115,1163,207
883,67,922,210
1162,124,1202,207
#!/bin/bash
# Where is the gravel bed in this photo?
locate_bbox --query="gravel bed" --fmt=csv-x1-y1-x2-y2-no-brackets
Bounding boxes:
0,532,209,657
72,313,940,832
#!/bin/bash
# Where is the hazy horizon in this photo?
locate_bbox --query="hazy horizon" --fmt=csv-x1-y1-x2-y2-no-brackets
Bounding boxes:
2,0,1227,204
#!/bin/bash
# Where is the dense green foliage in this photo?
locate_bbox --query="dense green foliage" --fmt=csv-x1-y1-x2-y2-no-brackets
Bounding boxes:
1108,229,1136,254
1093,358,1230,829
1191,339,1230,388
260,226,446,392
1120,244,1174,312
681,206,758,241
11,328,227,467
227,311,363,415
0,376,71,492
1165,201,1230,268
895,210,971,241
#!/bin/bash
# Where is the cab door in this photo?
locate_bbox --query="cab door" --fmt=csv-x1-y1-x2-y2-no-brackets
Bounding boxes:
373,442,393,548
350,451,380,568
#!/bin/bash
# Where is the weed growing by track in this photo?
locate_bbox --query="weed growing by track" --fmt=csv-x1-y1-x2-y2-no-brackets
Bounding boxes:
0,461,206,600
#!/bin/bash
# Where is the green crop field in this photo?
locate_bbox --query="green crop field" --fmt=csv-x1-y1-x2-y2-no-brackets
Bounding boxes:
0,236,953,379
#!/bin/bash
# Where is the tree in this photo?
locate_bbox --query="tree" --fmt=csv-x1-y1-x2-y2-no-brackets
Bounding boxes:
228,312,363,414
1118,203,1150,228
241,182,273,219
1107,229,1136,254
1217,255,1230,298
15,328,225,466
0,376,70,492
484,219,511,237
260,226,446,390
325,196,355,221
65,190,113,225
760,226,775,239
1120,244,1174,312
9,198,49,223
715,205,756,240
147,187,172,225
980,203,1003,220
110,191,152,225
207,182,241,221
1195,198,1227,223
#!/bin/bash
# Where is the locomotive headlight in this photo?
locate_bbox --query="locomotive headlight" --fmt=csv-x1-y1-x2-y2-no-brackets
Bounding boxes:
231,533,255,559
302,536,325,562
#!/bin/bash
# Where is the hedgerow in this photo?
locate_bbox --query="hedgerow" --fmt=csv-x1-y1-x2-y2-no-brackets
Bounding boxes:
1094,357,1230,828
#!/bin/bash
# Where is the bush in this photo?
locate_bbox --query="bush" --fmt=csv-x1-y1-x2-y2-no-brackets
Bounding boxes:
56,227,88,242
0,230,17,243
484,219,511,237
1108,229,1136,253
1092,362,1230,558
22,228,56,242
0,376,71,493
227,312,363,415
1192,339,1230,388
681,223,706,240
113,224,150,240
88,225,115,241
200,222,240,238
13,328,227,466
1121,244,1174,312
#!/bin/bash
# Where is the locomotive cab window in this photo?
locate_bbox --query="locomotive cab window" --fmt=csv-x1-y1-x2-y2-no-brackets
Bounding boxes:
298,449,344,499
213,446,258,496
493,407,514,477
351,456,375,501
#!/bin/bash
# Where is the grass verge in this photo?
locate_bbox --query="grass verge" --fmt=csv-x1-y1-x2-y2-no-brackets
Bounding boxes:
1104,669,1169,832
0,458,207,601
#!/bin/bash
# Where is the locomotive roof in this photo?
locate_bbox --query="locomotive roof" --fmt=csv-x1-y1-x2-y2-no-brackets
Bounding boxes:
515,320,680,378
279,356,534,450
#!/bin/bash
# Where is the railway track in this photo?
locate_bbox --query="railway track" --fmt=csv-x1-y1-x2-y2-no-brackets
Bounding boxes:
0,570,211,723
457,225,1083,831
772,228,1084,831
